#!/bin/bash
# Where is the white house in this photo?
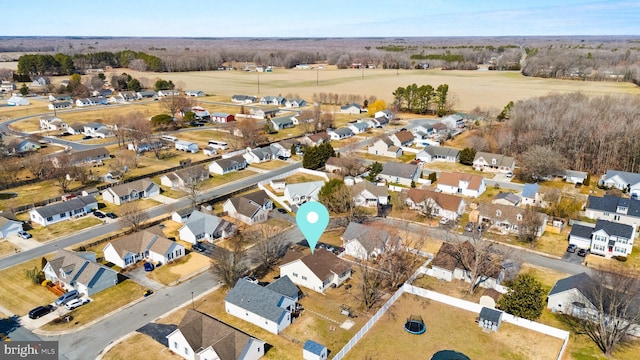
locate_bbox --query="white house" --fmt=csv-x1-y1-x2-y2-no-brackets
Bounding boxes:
285,98,307,108
185,90,205,97
521,183,542,207
430,241,504,289
441,114,465,129
224,276,299,334
29,196,97,226
178,210,236,244
243,147,273,164
270,116,295,130
223,197,269,226
160,166,209,189
231,95,257,104
600,170,640,198
40,115,67,131
374,109,393,121
416,146,460,163
43,250,118,296
327,128,354,140
347,122,369,134
157,89,180,97
340,103,364,114
378,162,421,187
280,248,351,293
341,222,399,260
284,181,325,206
389,130,414,147
405,188,466,220
7,95,30,106
83,122,114,138
367,137,402,158
175,140,199,153
260,95,286,106
101,179,160,205
585,194,640,230
569,219,634,257
476,203,548,238
0,213,23,238
209,155,248,175
472,152,515,173
166,309,266,360
437,172,486,198
103,230,185,268
48,101,72,110
350,180,389,207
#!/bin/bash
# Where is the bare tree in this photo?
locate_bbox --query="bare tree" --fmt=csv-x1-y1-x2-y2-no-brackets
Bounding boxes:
211,235,248,288
249,224,288,273
355,259,385,311
180,166,207,208
0,157,21,188
451,237,501,293
567,268,640,357
24,153,49,179
159,94,192,119
516,208,546,245
119,201,149,231
235,119,267,147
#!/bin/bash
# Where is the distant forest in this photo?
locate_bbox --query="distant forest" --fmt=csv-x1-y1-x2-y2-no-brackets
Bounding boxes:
2,36,640,84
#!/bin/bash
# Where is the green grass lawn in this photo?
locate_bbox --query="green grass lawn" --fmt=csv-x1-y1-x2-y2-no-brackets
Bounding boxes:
0,256,58,315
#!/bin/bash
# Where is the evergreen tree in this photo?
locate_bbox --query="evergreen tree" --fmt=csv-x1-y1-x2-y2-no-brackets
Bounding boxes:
459,147,477,166
497,274,545,320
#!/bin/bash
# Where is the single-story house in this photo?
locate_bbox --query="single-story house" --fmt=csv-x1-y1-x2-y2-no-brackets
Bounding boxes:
29,195,98,226
51,147,110,167
491,192,522,206
243,147,273,164
340,103,364,114
160,166,209,189
249,106,279,119
299,132,330,147
48,101,72,110
0,213,24,238
327,128,354,140
284,181,325,206
341,222,399,260
43,250,118,296
2,136,41,154
103,229,185,268
157,89,180,97
136,90,157,99
374,109,393,120
166,309,266,360
178,210,236,244
347,122,369,134
416,146,460,163
280,248,351,293
231,94,257,104
350,180,389,207
324,157,365,176
436,172,486,198
175,140,199,153
260,96,286,106
378,162,421,187
569,219,634,257
270,116,295,130
101,179,160,205
83,122,114,138
563,169,589,184
367,136,402,158
476,203,548,237
171,208,196,223
208,155,248,175
185,90,205,97
224,276,299,334
285,98,307,108
405,188,466,220
600,170,640,198
211,112,235,123
7,95,30,106
472,152,515,173
430,241,504,289
223,197,269,226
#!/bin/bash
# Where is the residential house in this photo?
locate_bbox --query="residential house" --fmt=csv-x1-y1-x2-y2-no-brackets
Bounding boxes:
563,169,589,185
437,172,486,198
284,181,325,206
175,140,199,153
600,170,640,198
48,94,72,102
185,90,205,97
389,130,414,147
269,141,294,159
270,116,295,131
29,196,98,226
415,146,460,163
271,179,286,191
340,103,364,114
190,106,210,120
2,136,41,154
208,155,248,175
224,276,298,334
0,213,23,238
103,230,185,268
324,157,365,176
260,96,286,106
48,101,72,110
249,106,279,119
75,98,92,107
430,241,504,289
569,219,634,257
7,95,30,106
160,166,209,189
166,309,266,360
243,147,273,164
285,98,307,108
280,248,351,293
157,89,180,97
585,194,640,230
367,136,402,158
136,90,157,100
347,122,369,134
300,132,330,147
202,146,217,156
223,196,269,226
374,109,393,121
171,208,196,223
52,147,110,167
521,183,542,206
231,95,257,104
178,210,236,244
327,128,354,140
547,273,594,316
341,222,399,260
40,115,67,131
43,250,118,296
66,123,85,135
476,203,547,237
32,77,49,87
491,192,522,206
405,188,466,220
472,152,515,173
127,140,163,154
83,122,114,138
410,119,437,139
211,112,235,123
441,114,465,129
0,81,16,93
101,179,160,205
350,180,389,207
378,162,421,187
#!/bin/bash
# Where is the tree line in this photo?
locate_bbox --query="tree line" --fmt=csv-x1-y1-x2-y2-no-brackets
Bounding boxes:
392,83,451,116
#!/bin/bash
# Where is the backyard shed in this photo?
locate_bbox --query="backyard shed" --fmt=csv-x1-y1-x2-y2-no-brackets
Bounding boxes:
478,307,503,332
303,339,328,360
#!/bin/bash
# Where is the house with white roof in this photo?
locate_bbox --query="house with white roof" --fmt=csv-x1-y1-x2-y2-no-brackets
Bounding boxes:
600,170,640,198
178,210,236,244
284,181,325,206
7,95,30,106
175,140,199,153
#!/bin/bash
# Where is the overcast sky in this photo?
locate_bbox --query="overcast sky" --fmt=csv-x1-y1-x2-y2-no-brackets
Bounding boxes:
4,0,639,37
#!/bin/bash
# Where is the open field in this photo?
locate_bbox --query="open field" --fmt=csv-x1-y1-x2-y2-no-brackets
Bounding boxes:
344,292,564,360
97,67,640,112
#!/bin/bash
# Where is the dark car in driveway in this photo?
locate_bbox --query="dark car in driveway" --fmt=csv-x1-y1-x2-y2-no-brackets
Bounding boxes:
277,208,287,214
578,248,588,257
144,262,155,271
28,305,54,319
192,243,206,252
93,211,106,218
105,212,118,219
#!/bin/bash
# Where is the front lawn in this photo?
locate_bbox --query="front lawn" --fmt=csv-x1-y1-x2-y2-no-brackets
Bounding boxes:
147,253,211,286
0,256,58,315
249,160,288,171
28,217,103,242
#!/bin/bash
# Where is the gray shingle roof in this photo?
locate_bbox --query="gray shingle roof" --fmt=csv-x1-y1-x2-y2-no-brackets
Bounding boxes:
603,170,640,186
548,272,592,296
492,192,521,205
342,222,390,253
419,146,460,158
522,183,539,198
182,210,230,236
265,275,299,300
224,279,290,323
569,224,594,239
380,162,419,179
595,219,634,239
479,307,503,323
33,195,97,219
587,195,640,218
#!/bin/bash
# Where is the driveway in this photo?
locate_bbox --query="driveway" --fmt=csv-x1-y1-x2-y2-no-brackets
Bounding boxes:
562,250,586,265
136,323,177,347
125,267,164,291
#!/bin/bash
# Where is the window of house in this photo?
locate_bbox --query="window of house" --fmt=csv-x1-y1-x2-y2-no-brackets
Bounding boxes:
301,276,307,280
47,216,53,222
496,210,502,217
516,214,522,221
293,273,298,277
603,212,609,216
60,212,66,218
614,215,621,221
184,347,189,355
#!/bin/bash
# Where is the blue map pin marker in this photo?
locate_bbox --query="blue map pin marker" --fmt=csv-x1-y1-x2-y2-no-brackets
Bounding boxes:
296,202,329,254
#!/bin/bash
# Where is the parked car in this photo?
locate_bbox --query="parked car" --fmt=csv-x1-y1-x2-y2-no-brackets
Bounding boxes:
567,244,577,253
55,290,79,306
64,298,90,310
192,243,206,252
506,171,514,178
105,212,118,219
143,262,154,272
18,230,32,239
28,305,54,319
93,211,106,218
578,248,588,257
439,218,450,225
277,208,287,214
243,276,258,284
465,222,474,232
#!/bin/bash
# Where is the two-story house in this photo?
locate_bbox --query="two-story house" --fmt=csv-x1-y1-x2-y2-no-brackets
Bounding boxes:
585,194,640,230
569,219,634,257
405,188,466,220
437,172,486,198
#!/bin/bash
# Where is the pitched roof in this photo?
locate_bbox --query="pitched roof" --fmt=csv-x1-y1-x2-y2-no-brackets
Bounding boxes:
214,155,247,170
67,147,110,162
477,203,546,225
174,166,209,182
349,122,369,131
106,178,156,197
392,129,414,144
227,197,261,218
271,116,294,126
548,272,593,296
380,162,419,179
473,152,515,168
306,132,330,143
176,309,261,360
33,195,97,219
265,275,299,299
351,181,388,198
295,248,350,281
492,192,521,205
564,169,588,179
479,307,503,323
304,340,326,355
521,183,540,198
570,223,595,239
406,188,463,212
105,230,177,258
182,210,232,236
332,128,354,136
340,103,361,110
431,241,501,278
342,222,390,253
595,219,634,239
47,249,117,289
438,172,484,191
418,146,460,158
224,279,290,323
586,195,640,218
285,181,325,197
603,170,640,186
240,190,272,207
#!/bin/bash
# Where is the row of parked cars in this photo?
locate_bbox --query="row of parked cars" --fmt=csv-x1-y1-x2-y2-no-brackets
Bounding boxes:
28,289,90,319
566,244,588,257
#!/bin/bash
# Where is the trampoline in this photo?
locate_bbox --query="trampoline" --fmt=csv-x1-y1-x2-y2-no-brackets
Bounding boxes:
430,350,470,360
404,315,426,335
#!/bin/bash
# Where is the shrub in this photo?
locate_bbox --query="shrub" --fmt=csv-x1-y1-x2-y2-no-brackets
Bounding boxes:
613,255,628,262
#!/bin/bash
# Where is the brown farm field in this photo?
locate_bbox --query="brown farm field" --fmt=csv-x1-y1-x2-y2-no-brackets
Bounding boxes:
98,67,640,112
